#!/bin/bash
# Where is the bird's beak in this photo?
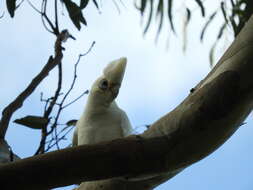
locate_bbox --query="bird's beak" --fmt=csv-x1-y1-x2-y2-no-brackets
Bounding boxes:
103,57,127,86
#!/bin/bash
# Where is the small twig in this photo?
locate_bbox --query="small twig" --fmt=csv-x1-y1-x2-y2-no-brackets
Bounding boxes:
54,126,60,150
0,49,62,139
45,63,63,118
43,41,95,152
47,41,95,134
62,90,89,109
54,0,59,34
27,0,41,14
34,0,57,34
45,124,67,145
35,60,63,155
45,126,74,152
80,41,96,56
43,0,58,34
46,124,73,143
28,0,57,34
60,41,96,109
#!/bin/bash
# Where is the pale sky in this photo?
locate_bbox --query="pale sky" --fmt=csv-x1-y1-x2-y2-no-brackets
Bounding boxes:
0,1,252,190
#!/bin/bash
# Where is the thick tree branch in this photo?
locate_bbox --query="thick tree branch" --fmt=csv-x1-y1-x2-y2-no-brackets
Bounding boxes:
0,14,253,190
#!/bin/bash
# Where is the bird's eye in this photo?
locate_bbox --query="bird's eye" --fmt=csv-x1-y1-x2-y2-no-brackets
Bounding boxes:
99,79,109,90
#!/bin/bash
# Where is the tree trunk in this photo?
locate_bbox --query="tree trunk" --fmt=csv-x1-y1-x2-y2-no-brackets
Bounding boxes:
0,14,252,190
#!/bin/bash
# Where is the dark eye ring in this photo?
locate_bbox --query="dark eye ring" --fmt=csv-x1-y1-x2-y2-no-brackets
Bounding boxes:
99,79,109,90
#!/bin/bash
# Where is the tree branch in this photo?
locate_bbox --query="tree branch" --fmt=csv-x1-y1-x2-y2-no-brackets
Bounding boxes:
0,13,253,190
35,61,63,155
41,41,95,152
0,30,66,139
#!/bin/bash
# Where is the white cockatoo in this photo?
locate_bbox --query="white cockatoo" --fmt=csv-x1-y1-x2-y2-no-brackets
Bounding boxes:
73,57,132,147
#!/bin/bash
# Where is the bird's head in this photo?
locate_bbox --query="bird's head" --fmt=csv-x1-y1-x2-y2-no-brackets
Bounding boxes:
89,57,127,107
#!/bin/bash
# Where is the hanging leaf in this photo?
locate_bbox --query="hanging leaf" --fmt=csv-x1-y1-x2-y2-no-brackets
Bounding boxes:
80,0,89,9
194,0,205,17
168,0,175,32
63,0,87,30
200,11,217,42
220,2,228,23
209,41,217,67
79,12,87,25
217,23,226,39
186,8,191,25
144,0,154,34
230,0,235,7
14,115,49,130
229,15,239,36
140,0,147,14
182,8,191,52
92,0,99,9
209,22,227,67
66,119,78,126
156,0,164,40
6,0,17,17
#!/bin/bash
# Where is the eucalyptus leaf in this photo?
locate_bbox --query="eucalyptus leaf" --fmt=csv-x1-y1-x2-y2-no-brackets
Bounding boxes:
156,0,164,39
63,0,87,30
14,115,49,129
186,8,191,25
92,0,99,9
6,0,16,17
140,0,147,14
220,2,228,23
168,0,175,32
143,0,154,34
80,0,89,9
200,11,217,42
209,42,217,67
195,0,205,17
66,119,78,126
217,23,226,39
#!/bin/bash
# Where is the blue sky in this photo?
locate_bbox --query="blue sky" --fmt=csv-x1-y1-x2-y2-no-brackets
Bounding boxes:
0,1,253,190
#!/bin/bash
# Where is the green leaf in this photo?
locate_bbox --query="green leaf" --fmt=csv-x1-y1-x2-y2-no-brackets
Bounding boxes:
80,0,89,9
6,0,16,17
63,0,87,30
209,23,227,67
168,0,175,32
229,15,239,36
79,12,87,25
220,2,228,23
144,0,154,34
230,0,235,7
92,0,99,9
186,8,191,25
217,23,226,39
194,0,205,17
14,115,49,130
182,8,191,51
156,0,164,39
209,42,217,67
66,119,78,126
140,0,147,14
200,11,217,42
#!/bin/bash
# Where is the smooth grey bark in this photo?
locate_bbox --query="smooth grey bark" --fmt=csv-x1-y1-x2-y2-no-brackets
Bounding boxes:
0,14,252,190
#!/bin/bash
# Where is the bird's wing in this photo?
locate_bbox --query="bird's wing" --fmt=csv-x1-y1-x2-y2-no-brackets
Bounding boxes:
72,128,78,146
120,110,133,137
